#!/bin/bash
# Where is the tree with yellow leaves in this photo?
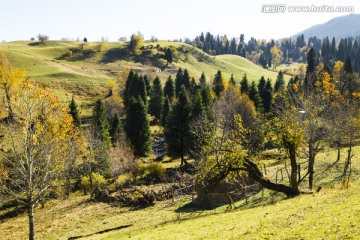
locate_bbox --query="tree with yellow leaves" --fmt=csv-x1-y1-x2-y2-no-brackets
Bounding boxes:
0,51,25,120
270,45,281,70
1,78,80,240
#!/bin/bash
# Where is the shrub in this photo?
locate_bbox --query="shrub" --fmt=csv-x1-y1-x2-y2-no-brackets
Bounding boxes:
143,163,166,183
81,172,106,192
64,49,73,58
37,34,49,42
115,173,132,188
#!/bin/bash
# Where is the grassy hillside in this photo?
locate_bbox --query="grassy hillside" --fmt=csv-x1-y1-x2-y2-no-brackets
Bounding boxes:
0,40,289,114
0,146,358,240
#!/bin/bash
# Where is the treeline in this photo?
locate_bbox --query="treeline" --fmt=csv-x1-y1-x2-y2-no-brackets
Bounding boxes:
191,32,360,72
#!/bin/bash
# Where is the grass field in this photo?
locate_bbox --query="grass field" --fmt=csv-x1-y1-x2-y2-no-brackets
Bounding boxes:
0,146,358,240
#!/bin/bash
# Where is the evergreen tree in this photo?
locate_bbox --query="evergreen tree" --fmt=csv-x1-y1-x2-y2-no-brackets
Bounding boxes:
175,68,184,96
162,96,172,126
191,90,205,120
92,99,110,146
124,71,148,109
183,69,191,90
143,75,151,94
305,48,317,92
165,86,192,166
229,74,236,86
212,70,225,97
274,70,285,93
164,75,175,100
190,77,198,95
240,74,249,94
69,96,81,128
331,37,337,58
257,76,266,94
344,55,353,74
124,70,135,108
259,53,267,68
92,99,111,177
149,76,164,120
200,84,213,109
262,79,273,113
125,97,152,157
199,72,207,86
306,48,316,75
109,113,123,144
165,48,173,64
248,81,262,111
136,74,148,103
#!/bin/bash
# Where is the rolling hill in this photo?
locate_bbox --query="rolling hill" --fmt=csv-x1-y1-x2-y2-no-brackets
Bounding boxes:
0,40,288,116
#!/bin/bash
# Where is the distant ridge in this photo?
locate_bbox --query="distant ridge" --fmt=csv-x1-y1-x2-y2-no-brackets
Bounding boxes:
292,14,360,40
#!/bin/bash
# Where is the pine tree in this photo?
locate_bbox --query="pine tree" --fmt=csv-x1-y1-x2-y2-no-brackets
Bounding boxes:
149,76,164,120
92,99,110,146
165,86,192,166
136,74,148,103
190,77,198,95
199,72,207,86
69,96,81,128
164,75,175,100
240,74,249,95
183,69,191,90
143,75,151,94
306,48,316,75
259,54,267,68
110,113,123,144
344,55,353,74
191,90,205,120
201,84,213,109
175,68,184,96
274,70,285,93
162,96,172,126
124,72,148,109
262,79,273,113
305,48,317,92
257,76,266,94
212,70,225,97
165,48,173,64
124,70,135,108
125,97,152,157
229,74,236,86
248,81,262,111
92,99,111,177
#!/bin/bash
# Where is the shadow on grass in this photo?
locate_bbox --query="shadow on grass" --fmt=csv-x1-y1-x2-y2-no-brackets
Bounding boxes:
68,224,132,240
101,47,128,63
28,42,45,46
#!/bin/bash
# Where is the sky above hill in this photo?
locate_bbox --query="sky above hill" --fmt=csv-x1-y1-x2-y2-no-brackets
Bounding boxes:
1,0,359,42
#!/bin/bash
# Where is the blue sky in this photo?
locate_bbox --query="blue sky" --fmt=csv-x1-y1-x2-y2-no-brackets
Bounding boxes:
0,0,359,42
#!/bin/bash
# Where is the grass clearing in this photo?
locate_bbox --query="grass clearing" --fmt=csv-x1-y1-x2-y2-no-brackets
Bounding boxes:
0,147,358,239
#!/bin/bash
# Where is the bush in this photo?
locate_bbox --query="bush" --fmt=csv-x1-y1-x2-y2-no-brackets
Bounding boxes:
115,173,132,188
143,163,166,183
37,34,49,42
64,49,73,58
81,172,106,192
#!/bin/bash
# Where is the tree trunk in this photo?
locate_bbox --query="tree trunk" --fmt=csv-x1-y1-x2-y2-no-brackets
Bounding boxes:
5,87,14,121
195,166,232,207
337,144,341,163
243,159,299,197
288,144,300,194
308,143,315,190
89,172,94,199
28,204,35,240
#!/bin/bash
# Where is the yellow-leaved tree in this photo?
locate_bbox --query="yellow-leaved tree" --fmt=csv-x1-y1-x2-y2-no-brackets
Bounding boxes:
0,51,25,120
1,78,80,240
